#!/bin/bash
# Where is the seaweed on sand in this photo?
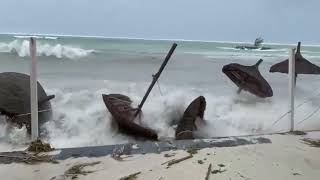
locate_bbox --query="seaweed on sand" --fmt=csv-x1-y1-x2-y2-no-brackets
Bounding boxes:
302,138,320,147
64,161,101,179
26,139,54,152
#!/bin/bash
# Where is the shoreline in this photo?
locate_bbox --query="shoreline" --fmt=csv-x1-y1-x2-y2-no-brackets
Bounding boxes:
0,132,319,179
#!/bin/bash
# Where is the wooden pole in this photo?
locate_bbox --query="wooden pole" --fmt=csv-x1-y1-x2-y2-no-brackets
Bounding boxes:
134,43,177,118
30,37,38,140
289,48,295,132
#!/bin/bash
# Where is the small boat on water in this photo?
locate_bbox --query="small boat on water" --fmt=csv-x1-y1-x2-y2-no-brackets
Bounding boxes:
235,37,272,50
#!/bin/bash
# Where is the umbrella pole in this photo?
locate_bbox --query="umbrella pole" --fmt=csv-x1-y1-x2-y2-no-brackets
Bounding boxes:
134,43,177,118
30,37,38,140
288,48,296,132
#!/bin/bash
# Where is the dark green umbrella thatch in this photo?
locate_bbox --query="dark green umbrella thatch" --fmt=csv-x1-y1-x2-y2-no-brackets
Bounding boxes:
270,42,320,82
0,72,54,134
222,59,273,98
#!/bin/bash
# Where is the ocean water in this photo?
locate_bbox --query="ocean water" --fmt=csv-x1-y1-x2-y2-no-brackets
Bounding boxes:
1,34,320,151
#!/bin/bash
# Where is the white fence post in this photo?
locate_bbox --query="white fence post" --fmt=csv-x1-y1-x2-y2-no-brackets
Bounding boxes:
30,37,38,140
288,48,296,132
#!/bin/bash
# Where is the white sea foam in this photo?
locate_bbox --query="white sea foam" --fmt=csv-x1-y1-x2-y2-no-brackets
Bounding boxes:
14,35,58,40
1,79,320,151
0,40,94,59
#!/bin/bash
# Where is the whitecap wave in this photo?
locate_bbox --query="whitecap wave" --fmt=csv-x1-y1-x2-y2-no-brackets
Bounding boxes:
0,40,95,59
14,35,58,40
1,79,320,150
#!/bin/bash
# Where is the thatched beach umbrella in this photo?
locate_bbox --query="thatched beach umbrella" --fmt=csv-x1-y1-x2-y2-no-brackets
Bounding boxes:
175,96,206,140
0,72,54,134
269,42,320,83
102,94,158,140
222,59,273,98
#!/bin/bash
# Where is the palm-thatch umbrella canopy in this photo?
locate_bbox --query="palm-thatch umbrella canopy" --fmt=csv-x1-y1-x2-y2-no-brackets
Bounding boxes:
222,59,273,98
269,42,320,83
102,94,158,140
0,72,54,134
175,96,206,140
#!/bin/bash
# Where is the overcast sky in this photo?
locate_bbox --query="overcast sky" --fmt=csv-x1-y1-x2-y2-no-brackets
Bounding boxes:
0,0,319,43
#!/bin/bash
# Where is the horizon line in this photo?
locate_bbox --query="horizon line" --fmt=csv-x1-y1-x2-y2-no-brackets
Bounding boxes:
0,32,319,47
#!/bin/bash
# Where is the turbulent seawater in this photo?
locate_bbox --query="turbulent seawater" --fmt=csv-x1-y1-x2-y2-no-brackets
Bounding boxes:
1,34,320,151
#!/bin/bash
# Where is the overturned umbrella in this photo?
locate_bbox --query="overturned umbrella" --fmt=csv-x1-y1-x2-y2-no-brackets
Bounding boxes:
270,42,320,84
0,72,54,134
102,43,178,140
102,94,158,140
175,96,206,140
222,59,273,98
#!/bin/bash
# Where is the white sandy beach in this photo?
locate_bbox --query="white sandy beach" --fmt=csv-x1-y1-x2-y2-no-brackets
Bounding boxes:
1,133,320,180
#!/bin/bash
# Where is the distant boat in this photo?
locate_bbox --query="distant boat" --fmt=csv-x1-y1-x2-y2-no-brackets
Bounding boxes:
235,37,272,50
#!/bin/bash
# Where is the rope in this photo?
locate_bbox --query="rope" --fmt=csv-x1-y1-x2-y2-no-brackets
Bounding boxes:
176,130,193,137
14,109,52,117
152,73,163,96
297,105,320,125
271,90,320,127
109,96,132,104
156,79,163,96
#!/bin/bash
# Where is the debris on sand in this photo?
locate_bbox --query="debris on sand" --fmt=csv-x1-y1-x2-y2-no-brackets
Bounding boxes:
112,154,133,162
292,172,302,176
186,147,199,155
218,163,225,167
64,161,101,179
119,171,141,180
302,138,320,147
205,163,212,180
212,169,227,174
237,172,250,179
167,154,193,167
164,153,176,158
27,139,54,152
288,131,307,136
0,153,58,165
197,160,204,164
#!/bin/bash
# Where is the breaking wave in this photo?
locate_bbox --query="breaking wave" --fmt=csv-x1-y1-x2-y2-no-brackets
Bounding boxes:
14,35,58,40
0,40,95,59
1,79,320,151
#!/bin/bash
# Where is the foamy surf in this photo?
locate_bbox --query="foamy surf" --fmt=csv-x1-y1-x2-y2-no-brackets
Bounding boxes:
14,35,58,40
1,79,320,151
0,40,95,59
1,34,320,152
